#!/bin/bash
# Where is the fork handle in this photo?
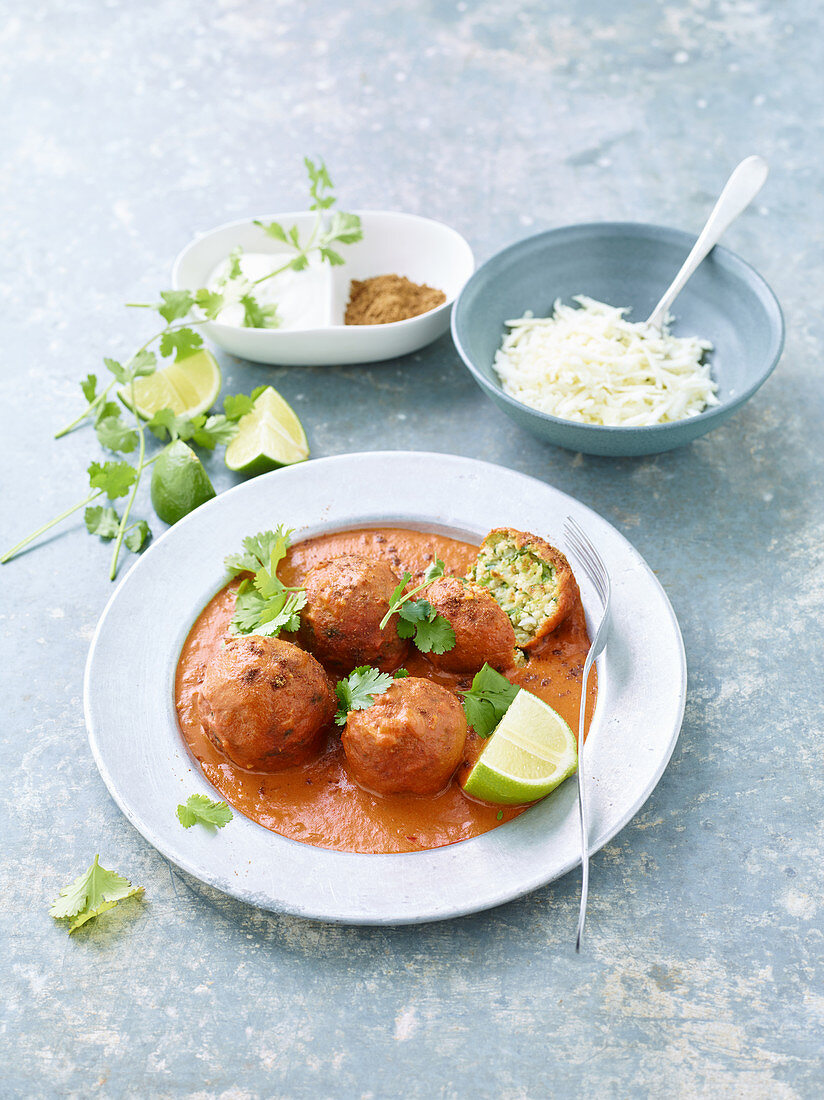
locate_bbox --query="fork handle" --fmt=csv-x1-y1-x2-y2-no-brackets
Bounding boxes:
575,652,595,951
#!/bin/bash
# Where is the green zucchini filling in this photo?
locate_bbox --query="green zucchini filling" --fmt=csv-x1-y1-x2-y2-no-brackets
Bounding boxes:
469,535,558,646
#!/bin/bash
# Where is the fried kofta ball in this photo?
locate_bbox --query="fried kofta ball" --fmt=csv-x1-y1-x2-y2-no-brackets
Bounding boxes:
468,528,578,650
424,575,517,673
342,677,467,795
196,635,335,771
298,553,409,672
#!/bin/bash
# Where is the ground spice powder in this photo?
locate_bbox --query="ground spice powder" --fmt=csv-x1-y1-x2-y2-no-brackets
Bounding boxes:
344,274,447,325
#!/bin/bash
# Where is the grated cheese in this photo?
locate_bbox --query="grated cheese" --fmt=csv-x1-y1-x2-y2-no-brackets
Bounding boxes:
493,296,718,427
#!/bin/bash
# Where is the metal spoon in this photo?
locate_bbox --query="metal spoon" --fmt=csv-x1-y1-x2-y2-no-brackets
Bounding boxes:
646,155,769,329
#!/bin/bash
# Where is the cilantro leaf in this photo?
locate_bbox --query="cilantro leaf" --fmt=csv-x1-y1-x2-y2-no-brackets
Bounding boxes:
104,351,156,385
319,248,344,266
394,600,455,651
460,664,520,737
177,793,233,829
159,327,203,362
253,219,289,244
88,460,137,499
95,414,138,454
379,561,455,653
412,614,456,655
398,599,432,624
194,288,225,320
226,528,307,638
49,854,143,934
323,210,363,246
240,294,280,329
231,582,305,636
130,349,157,377
334,665,406,726
422,559,446,585
381,559,446,627
225,247,243,281
84,505,121,540
103,357,128,384
462,695,500,739
253,556,290,599
81,373,98,404
387,571,412,611
157,289,194,324
317,210,362,267
225,527,294,577
190,414,237,450
124,520,151,553
223,393,255,421
146,407,196,442
146,409,234,449
305,156,336,210
95,400,121,424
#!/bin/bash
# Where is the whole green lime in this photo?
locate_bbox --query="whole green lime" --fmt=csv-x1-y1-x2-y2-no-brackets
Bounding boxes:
151,440,216,525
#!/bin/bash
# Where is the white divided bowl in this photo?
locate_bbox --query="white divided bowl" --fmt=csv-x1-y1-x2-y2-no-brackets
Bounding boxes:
172,211,474,366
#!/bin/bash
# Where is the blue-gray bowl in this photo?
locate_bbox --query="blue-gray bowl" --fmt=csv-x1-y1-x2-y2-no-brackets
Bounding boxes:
451,222,784,456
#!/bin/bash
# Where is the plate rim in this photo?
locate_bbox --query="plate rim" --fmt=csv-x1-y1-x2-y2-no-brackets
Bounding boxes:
84,451,687,925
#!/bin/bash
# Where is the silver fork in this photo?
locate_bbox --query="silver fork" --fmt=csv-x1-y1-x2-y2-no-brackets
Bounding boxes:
563,516,612,951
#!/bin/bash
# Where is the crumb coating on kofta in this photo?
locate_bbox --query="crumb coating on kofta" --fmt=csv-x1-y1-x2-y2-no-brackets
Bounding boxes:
424,575,517,673
298,553,410,672
196,635,335,771
342,677,468,795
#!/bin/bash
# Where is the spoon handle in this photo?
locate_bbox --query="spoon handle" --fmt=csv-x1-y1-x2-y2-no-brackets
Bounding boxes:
646,155,769,328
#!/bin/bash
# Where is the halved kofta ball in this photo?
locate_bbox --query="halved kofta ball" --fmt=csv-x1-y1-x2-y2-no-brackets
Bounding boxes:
342,677,467,795
424,576,517,673
196,635,335,771
298,553,409,672
468,527,578,649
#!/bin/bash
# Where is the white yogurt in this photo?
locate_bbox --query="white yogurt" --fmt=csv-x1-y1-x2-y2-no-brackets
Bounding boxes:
207,251,333,330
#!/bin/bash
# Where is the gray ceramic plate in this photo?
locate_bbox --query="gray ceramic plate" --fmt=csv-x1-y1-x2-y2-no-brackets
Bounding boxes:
85,452,686,925
452,223,784,456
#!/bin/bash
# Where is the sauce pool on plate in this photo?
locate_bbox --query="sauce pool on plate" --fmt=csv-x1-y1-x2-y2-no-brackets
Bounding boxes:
175,527,596,854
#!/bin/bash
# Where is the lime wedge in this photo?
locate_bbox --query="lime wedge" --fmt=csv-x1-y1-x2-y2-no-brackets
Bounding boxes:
151,440,216,525
224,386,309,475
120,349,221,420
462,689,577,805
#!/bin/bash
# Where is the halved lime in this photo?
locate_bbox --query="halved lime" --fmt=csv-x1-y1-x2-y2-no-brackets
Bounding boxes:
120,349,221,420
462,689,577,805
151,440,216,525
224,385,309,475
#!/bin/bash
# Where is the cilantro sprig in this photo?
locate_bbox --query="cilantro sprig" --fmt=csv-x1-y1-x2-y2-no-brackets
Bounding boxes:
460,663,521,738
378,559,456,655
218,156,362,327
225,527,307,638
177,794,233,829
0,373,255,578
395,599,456,654
1,154,350,579
334,666,409,726
49,855,143,934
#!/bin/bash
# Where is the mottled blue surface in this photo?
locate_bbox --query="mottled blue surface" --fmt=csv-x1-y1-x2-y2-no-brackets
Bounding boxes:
1,2,822,1097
